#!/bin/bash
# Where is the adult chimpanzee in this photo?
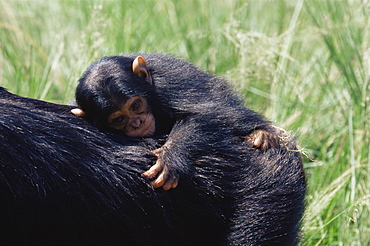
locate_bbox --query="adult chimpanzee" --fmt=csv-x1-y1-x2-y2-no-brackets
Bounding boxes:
72,54,287,190
0,85,305,245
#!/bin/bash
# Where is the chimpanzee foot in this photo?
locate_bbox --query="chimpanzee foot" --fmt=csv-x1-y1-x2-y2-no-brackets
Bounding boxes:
141,146,179,190
246,125,287,151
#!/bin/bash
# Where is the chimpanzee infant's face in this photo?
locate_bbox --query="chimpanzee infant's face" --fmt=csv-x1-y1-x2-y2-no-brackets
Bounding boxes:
107,95,156,138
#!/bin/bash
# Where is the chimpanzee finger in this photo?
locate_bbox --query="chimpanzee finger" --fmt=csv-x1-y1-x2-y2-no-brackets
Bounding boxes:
151,171,166,188
162,181,172,191
152,148,163,157
252,133,264,148
162,176,179,190
141,162,163,179
172,178,179,189
260,141,268,152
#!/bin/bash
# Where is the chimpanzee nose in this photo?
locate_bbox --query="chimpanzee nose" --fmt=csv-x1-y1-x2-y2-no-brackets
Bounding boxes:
131,118,143,128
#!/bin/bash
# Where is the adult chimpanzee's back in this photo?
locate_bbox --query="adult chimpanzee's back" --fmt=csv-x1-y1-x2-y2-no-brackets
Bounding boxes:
0,88,173,245
0,86,305,245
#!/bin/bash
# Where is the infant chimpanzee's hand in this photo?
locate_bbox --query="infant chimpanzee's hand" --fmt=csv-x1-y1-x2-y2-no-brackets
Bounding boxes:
141,145,179,190
246,125,287,151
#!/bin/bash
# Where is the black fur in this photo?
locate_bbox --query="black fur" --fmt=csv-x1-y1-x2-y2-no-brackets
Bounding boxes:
0,88,172,245
76,54,272,136
1,88,247,245
1,53,305,245
75,53,306,245
75,53,283,190
76,54,305,245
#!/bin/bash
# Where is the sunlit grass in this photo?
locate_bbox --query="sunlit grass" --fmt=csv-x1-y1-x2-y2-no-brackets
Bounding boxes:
1,0,369,244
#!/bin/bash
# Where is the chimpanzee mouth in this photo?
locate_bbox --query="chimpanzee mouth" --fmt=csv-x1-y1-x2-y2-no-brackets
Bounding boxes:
141,122,155,137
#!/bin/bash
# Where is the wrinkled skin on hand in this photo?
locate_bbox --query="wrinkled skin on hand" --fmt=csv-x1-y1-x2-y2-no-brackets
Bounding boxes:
141,144,179,190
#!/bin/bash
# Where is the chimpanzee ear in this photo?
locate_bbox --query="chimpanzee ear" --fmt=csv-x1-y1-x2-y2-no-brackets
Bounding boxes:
71,108,86,117
132,56,153,85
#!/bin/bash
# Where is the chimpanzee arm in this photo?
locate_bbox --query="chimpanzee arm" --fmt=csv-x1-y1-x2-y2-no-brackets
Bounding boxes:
141,114,233,190
141,111,289,190
220,105,288,151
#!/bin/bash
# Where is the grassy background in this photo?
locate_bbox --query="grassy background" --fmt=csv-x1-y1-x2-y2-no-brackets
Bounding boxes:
1,0,369,244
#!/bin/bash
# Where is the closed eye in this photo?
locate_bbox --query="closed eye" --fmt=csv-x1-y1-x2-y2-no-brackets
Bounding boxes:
113,116,125,124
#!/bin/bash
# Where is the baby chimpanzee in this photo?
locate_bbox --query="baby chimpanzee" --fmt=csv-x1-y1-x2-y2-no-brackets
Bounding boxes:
72,54,286,190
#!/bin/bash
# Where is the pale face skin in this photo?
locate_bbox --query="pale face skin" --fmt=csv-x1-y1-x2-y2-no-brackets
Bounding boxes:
107,96,156,138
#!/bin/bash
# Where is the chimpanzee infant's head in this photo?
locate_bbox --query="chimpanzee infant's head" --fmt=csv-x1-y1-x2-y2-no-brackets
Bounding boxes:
73,56,164,138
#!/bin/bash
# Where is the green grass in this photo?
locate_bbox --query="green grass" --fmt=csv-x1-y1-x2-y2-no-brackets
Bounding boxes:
1,0,369,244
